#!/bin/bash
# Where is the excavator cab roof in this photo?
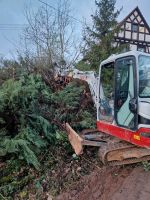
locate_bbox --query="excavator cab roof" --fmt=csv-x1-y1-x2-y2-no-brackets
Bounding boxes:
101,50,150,66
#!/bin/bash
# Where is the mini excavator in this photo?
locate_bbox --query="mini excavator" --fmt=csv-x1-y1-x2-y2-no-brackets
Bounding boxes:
65,50,150,165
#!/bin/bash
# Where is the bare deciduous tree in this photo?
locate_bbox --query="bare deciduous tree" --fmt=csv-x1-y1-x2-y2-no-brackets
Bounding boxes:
23,0,82,71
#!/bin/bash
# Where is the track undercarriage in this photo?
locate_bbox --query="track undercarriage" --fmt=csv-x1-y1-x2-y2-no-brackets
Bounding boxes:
66,123,150,166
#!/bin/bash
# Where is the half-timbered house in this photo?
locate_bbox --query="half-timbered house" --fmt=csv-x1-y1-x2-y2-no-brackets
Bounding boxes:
114,7,150,53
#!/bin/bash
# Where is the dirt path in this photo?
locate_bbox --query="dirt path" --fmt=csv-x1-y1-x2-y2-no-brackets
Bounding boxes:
56,166,150,200
112,167,150,200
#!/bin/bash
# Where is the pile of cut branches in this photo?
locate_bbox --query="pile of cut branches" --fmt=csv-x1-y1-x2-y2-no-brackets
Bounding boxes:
0,70,96,198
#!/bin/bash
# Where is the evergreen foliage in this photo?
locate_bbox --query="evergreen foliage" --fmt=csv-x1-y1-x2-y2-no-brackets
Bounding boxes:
83,0,123,71
0,73,96,169
76,60,92,71
52,80,96,130
0,74,53,169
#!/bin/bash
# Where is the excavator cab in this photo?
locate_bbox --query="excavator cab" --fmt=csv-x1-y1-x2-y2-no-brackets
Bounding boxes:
98,54,137,129
97,51,150,147
66,51,150,165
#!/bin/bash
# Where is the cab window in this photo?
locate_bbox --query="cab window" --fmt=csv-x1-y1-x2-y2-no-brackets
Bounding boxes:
99,63,114,122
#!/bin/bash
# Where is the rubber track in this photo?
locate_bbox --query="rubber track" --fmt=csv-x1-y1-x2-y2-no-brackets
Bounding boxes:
99,141,133,163
81,130,150,166
108,155,150,166
99,141,150,166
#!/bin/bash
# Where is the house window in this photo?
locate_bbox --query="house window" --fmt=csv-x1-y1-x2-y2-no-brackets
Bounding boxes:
139,25,145,33
132,23,138,32
137,45,145,52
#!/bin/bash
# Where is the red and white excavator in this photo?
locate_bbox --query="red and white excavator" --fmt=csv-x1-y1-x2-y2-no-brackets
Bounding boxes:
65,50,150,165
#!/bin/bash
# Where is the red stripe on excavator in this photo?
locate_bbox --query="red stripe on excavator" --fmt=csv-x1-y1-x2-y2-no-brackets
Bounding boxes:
97,121,150,148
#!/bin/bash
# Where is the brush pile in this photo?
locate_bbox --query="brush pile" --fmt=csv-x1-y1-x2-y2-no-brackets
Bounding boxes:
0,66,96,199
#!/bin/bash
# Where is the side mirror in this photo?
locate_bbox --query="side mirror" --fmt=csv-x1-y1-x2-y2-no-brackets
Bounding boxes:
129,98,137,113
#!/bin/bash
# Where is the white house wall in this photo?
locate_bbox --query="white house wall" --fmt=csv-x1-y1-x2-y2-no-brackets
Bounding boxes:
130,44,137,51
114,7,150,54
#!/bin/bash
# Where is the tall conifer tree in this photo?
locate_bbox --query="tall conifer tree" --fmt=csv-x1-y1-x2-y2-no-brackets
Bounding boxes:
83,0,123,70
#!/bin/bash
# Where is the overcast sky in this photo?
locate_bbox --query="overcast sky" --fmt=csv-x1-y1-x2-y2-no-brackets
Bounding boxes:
0,0,150,59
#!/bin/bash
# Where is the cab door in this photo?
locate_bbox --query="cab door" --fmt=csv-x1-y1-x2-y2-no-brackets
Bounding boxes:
114,56,138,130
99,62,115,123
